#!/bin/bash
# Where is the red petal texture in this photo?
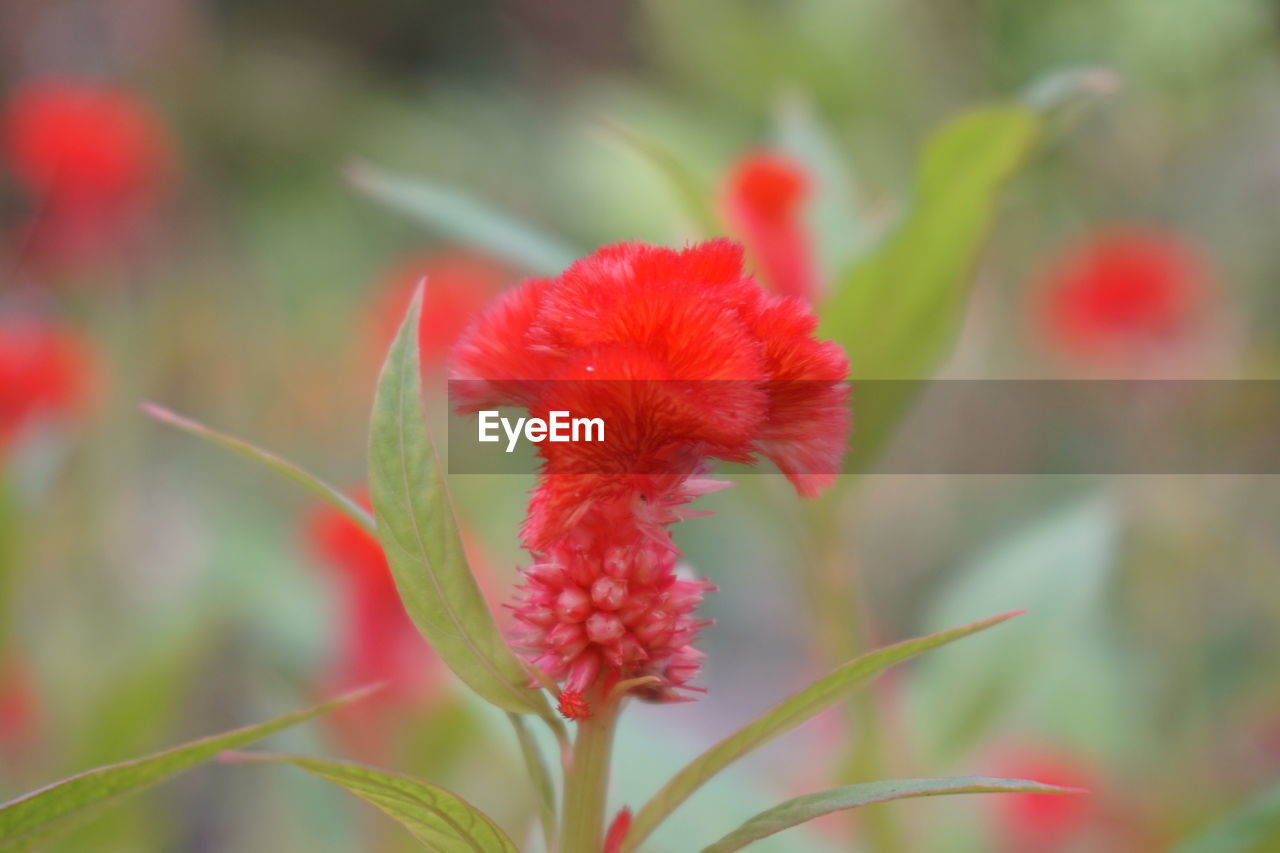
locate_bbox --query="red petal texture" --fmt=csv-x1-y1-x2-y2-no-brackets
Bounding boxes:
1039,227,1208,362
0,317,91,454
723,151,818,302
451,240,849,717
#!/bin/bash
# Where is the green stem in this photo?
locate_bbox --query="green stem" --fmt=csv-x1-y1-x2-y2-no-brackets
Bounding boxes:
806,495,909,853
561,696,620,853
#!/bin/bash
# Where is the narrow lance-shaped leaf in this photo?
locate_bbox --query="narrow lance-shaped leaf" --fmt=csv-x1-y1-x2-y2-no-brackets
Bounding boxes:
347,160,579,277
225,753,519,853
140,402,375,537
621,611,1022,851
0,686,376,850
368,285,557,723
701,776,1086,853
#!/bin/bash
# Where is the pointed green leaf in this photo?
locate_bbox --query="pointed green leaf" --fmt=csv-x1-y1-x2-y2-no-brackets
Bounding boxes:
368,286,556,723
701,776,1084,853
141,402,375,537
820,105,1039,380
622,611,1021,851
227,753,518,852
0,686,375,850
347,160,578,276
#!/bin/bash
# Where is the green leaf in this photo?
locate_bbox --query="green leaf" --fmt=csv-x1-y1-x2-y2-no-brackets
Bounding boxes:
1173,781,1280,853
346,160,579,276
368,286,557,723
772,92,869,274
701,776,1084,853
819,105,1039,380
226,753,519,853
599,121,722,236
1022,66,1120,116
621,611,1021,851
140,402,375,537
0,686,375,850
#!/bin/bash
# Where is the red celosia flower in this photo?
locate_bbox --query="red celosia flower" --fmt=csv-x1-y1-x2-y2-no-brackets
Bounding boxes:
3,78,172,214
451,240,849,718
303,492,440,708
370,251,512,371
990,747,1094,852
1038,227,1207,363
2,78,174,273
722,152,817,302
0,317,90,454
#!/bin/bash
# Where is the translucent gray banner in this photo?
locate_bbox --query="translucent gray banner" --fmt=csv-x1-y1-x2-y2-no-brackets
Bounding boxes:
445,380,1280,475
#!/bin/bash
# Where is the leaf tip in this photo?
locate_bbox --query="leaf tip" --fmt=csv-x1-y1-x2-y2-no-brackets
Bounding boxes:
139,400,175,423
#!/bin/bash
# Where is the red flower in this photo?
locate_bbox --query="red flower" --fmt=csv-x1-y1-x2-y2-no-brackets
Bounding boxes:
370,251,512,371
0,654,38,761
2,78,174,273
0,317,90,454
990,747,1094,852
723,152,817,302
3,78,172,213
451,240,849,718
1037,228,1207,363
302,492,440,709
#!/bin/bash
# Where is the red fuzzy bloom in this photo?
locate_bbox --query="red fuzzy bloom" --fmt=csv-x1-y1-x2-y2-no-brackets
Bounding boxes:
2,78,174,274
3,78,172,213
451,240,848,717
1038,228,1207,363
302,492,440,709
0,317,90,454
723,152,817,302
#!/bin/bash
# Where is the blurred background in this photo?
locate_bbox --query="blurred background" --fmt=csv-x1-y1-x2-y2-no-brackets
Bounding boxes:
2,1,1279,851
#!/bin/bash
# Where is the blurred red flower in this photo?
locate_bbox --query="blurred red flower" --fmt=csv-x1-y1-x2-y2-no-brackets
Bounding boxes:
0,317,91,454
0,654,38,761
302,492,441,710
990,747,1094,852
2,78,175,273
1037,228,1208,364
722,151,817,302
452,240,848,718
370,250,512,373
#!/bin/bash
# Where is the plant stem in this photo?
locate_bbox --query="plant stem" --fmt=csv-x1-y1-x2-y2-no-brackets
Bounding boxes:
560,695,620,853
806,494,909,853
